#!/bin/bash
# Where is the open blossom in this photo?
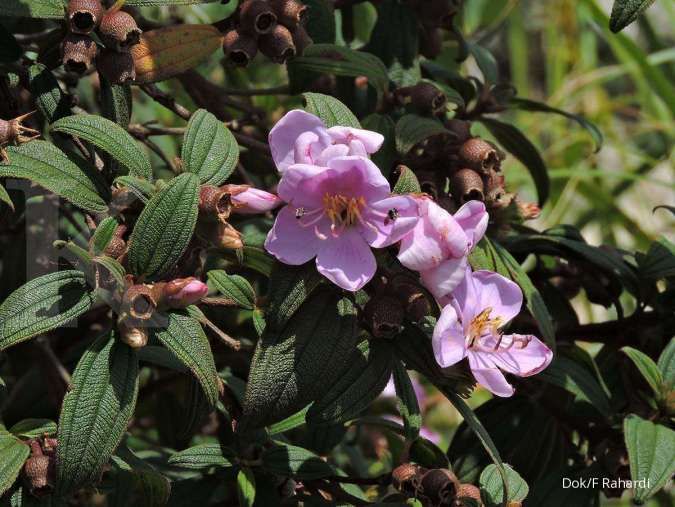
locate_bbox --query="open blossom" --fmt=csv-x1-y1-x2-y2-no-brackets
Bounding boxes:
264,156,419,291
231,187,283,214
397,198,488,300
268,110,384,173
432,268,552,397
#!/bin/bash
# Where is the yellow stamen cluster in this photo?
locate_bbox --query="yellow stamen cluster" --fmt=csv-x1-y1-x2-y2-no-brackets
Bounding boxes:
323,194,365,227
468,307,503,347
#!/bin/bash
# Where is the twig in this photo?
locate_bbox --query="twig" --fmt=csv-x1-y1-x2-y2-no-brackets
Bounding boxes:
219,85,290,96
128,124,185,137
139,84,191,121
197,312,244,351
233,132,272,155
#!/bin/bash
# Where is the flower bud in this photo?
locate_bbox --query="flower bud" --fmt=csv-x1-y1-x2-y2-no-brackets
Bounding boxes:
223,29,258,66
392,463,426,496
122,284,157,320
258,24,296,63
118,317,149,348
458,137,502,174
456,483,483,506
290,25,312,56
200,221,244,250
419,468,460,506
230,186,283,214
61,34,98,74
419,27,443,60
364,294,404,339
451,168,484,204
240,0,278,35
163,277,209,308
97,49,136,84
67,0,103,34
516,199,540,220
99,9,142,52
269,0,308,29
199,185,233,222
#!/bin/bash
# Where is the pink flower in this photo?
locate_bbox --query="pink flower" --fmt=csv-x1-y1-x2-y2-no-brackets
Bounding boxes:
397,198,488,300
164,278,209,308
231,187,283,214
432,269,553,397
268,110,384,173
264,156,419,291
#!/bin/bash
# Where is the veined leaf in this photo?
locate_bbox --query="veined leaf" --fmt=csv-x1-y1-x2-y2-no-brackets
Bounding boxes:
237,467,256,507
392,164,421,194
90,217,119,256
657,338,675,390
1,141,108,213
56,333,139,495
28,64,71,123
366,0,418,68
265,261,323,332
621,346,663,398
609,0,656,32
302,93,360,129
9,419,57,438
181,109,238,186
268,406,310,436
2,0,65,18
261,442,335,480
302,0,335,44
128,173,200,280
167,443,234,469
100,79,132,128
0,430,30,497
468,43,498,84
0,185,14,211
409,437,449,469
208,270,256,310
392,361,421,440
51,115,152,181
113,175,154,204
480,464,529,506
638,237,675,280
152,313,220,409
395,114,450,155
0,270,95,351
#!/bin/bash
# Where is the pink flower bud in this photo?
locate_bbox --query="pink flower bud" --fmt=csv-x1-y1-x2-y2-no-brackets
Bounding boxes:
231,187,283,214
165,278,209,308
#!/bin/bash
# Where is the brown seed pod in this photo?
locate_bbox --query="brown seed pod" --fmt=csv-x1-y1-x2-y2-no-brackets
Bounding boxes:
451,168,484,204
410,82,447,115
458,137,502,174
456,483,483,506
290,25,312,55
118,317,149,348
97,48,136,85
99,9,142,52
392,463,426,496
258,24,296,63
23,455,53,496
364,294,405,338
122,284,157,320
269,0,308,29
61,34,98,74
67,0,103,34
199,185,233,223
446,119,472,143
239,0,278,35
223,29,258,66
419,468,460,506
198,221,244,250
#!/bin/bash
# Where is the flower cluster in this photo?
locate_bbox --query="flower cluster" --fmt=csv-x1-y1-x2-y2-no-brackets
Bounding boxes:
261,111,553,397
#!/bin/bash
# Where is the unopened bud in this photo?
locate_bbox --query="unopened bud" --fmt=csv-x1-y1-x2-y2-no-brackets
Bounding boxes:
290,25,312,55
67,0,103,34
99,10,142,52
163,277,209,308
97,48,135,84
122,284,157,320
364,295,404,338
199,185,233,222
201,221,244,250
456,483,483,506
229,185,283,214
419,27,443,60
392,463,426,496
458,137,502,174
62,34,98,74
118,317,149,348
269,0,308,29
240,0,278,35
259,24,296,63
420,469,460,506
516,199,540,220
451,168,484,204
223,29,258,66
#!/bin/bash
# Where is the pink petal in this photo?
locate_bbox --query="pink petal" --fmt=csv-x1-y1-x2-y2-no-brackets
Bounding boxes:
471,270,523,324
425,199,469,259
420,256,468,300
485,334,553,377
264,206,323,265
277,164,330,208
454,200,488,249
293,131,324,165
467,351,515,397
449,266,480,325
269,110,329,172
326,156,390,202
361,195,419,248
232,188,283,214
432,304,467,368
315,228,376,291
326,126,384,154
316,143,350,166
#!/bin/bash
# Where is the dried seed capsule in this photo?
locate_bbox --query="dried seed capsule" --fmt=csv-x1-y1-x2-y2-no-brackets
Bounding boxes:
122,284,157,320
451,168,484,204
290,25,312,55
364,294,404,338
67,0,103,34
458,137,502,173
240,0,278,35
223,29,258,66
199,185,233,222
392,463,426,496
456,483,483,506
419,469,460,506
410,82,447,115
269,0,308,29
97,48,135,84
258,24,296,63
199,221,244,250
99,9,142,52
61,34,98,74
23,440,54,497
118,317,149,348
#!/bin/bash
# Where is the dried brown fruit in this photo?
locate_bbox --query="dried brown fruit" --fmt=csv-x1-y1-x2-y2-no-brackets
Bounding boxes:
99,9,142,52
240,0,278,35
223,29,258,66
97,48,136,84
258,24,296,63
67,0,103,34
62,34,98,74
451,168,484,204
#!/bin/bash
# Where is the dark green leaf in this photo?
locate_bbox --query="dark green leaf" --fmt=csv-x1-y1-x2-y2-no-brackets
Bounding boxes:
1,141,108,213
265,261,323,332
167,444,234,469
0,270,95,351
480,117,549,206
302,93,360,129
409,437,449,469
90,217,119,256
468,43,498,84
9,419,57,438
28,64,71,123
392,165,421,194
366,0,418,67
51,115,152,181
0,430,30,497
638,237,675,280
621,346,663,398
392,361,421,440
302,0,335,43
128,173,200,280
181,109,238,186
479,464,529,506
261,442,335,480
237,467,256,507
100,79,132,128
0,185,14,211
657,338,675,390
207,270,256,310
395,114,450,155
609,0,656,32
268,406,310,436
113,175,154,204
0,28,22,63
56,333,139,495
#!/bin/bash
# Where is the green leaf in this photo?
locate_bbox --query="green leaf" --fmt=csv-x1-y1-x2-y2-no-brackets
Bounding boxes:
28,64,71,123
0,430,30,497
207,270,256,310
621,346,663,398
479,117,549,206
0,185,14,211
261,442,335,480
0,141,108,213
609,0,656,32
361,114,397,177
51,115,152,181
181,109,238,186
268,406,310,436
392,164,421,194
302,93,360,129
128,173,200,280
479,464,529,506
265,261,323,332
409,437,449,469
237,467,256,507
113,175,154,204
302,0,335,43
366,0,418,68
392,361,421,440
90,217,119,256
242,292,361,428
395,114,450,155
306,341,395,425
657,338,675,390
9,419,57,438
509,97,603,152
0,270,95,351
638,237,675,280
152,313,220,409
100,79,132,128
92,255,127,291
467,43,498,84
54,240,93,271
167,443,234,469
56,333,139,495
623,414,675,503
2,0,65,18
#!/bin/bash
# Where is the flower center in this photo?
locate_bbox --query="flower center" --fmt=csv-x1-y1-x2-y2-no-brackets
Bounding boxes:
323,194,365,228
467,307,503,348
